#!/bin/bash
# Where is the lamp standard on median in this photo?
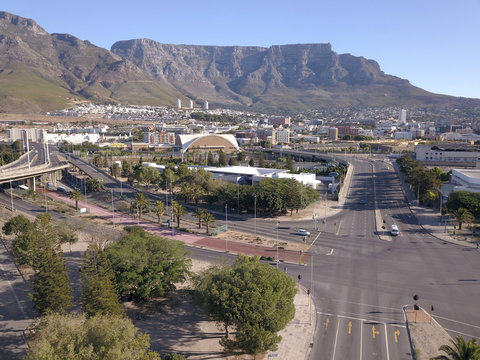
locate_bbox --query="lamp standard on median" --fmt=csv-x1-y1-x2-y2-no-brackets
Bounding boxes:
309,251,320,324
111,189,115,224
9,180,14,212
254,194,257,237
276,221,280,269
225,203,228,252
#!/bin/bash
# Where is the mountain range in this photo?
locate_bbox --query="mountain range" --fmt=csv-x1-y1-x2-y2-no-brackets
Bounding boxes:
0,11,476,114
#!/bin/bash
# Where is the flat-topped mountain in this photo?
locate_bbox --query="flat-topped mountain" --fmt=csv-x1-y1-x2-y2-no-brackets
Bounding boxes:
110,39,460,111
0,11,477,113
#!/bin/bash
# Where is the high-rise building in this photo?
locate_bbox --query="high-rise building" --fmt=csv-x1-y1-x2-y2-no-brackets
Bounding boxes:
398,109,407,124
176,99,182,109
189,100,194,109
272,130,290,145
203,100,209,110
328,127,338,141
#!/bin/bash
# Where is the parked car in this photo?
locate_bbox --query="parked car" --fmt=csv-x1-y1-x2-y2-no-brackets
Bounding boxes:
297,229,310,236
359,199,365,205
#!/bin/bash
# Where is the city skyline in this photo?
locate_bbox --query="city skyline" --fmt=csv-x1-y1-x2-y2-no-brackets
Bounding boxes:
2,0,479,100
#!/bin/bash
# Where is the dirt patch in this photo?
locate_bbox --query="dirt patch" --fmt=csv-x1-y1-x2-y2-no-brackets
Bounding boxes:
406,308,452,360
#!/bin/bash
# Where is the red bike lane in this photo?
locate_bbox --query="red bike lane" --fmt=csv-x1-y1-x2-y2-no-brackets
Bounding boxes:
40,189,311,264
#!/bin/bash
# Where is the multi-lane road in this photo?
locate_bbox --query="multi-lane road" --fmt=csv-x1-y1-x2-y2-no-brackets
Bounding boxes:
1,149,479,359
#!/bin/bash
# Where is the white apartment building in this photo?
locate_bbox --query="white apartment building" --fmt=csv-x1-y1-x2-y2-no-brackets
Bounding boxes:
272,130,290,145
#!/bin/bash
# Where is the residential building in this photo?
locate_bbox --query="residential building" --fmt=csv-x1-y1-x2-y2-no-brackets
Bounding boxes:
328,127,338,141
272,130,290,145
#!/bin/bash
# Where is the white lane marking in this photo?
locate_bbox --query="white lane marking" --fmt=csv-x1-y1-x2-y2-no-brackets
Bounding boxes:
384,322,390,360
332,318,340,360
0,262,27,318
331,299,403,312
360,319,363,360
327,249,334,256
434,315,480,330
443,327,480,338
316,311,405,328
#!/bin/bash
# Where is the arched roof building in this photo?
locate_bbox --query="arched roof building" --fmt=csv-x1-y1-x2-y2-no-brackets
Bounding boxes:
176,134,240,153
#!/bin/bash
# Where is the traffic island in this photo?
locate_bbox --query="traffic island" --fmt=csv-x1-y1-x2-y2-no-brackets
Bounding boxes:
404,305,451,360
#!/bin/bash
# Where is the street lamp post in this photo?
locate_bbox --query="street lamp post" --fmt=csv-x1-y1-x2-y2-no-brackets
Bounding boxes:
44,182,48,213
254,194,257,237
225,204,228,252
111,189,115,224
276,221,280,269
9,180,14,212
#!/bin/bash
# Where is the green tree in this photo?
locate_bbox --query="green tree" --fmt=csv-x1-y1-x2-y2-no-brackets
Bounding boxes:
81,244,123,317
152,201,166,225
136,166,160,191
202,211,215,234
248,157,255,167
194,208,208,229
449,207,474,230
228,156,238,166
218,150,226,166
258,152,265,167
24,313,161,360
431,336,480,360
207,151,215,166
285,155,295,172
111,162,121,178
172,201,186,227
69,189,83,211
30,248,73,314
194,255,296,354
132,193,151,220
87,178,104,192
2,214,32,237
237,151,247,162
106,226,191,301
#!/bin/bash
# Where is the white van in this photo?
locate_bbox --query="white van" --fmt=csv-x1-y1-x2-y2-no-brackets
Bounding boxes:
391,224,399,236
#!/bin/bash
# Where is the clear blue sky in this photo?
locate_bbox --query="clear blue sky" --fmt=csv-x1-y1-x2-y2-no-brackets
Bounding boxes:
3,0,480,99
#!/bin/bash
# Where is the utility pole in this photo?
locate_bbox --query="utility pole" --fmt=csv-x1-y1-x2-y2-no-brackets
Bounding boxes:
111,189,115,224
9,180,14,212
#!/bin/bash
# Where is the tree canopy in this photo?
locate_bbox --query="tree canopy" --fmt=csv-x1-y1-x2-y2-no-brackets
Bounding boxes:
105,226,191,302
81,244,124,317
194,255,296,354
24,313,161,360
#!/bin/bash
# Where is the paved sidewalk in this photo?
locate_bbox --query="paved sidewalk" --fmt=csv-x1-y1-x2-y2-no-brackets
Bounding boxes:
41,189,314,264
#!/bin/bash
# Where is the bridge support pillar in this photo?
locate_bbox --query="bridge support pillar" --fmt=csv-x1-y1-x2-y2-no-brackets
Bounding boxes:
28,177,36,192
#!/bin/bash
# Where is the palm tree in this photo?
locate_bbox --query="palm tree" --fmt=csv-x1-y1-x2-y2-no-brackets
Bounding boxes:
133,193,151,220
449,208,474,231
152,201,166,225
172,201,186,228
69,190,83,211
87,178,104,192
194,208,207,229
190,184,206,206
202,211,215,234
431,336,480,360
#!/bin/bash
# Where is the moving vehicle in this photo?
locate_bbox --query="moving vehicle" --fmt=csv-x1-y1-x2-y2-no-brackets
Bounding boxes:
391,224,399,236
57,186,68,194
359,199,365,205
297,229,310,236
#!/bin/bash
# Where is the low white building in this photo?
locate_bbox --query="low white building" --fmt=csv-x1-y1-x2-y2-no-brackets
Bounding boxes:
450,169,480,193
46,133,100,144
142,163,322,189
414,144,478,167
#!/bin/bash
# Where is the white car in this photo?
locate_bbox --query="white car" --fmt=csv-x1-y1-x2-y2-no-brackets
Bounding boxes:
297,229,310,236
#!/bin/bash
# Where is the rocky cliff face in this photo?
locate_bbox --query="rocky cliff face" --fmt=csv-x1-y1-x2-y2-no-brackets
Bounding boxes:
0,11,469,113
111,39,437,111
